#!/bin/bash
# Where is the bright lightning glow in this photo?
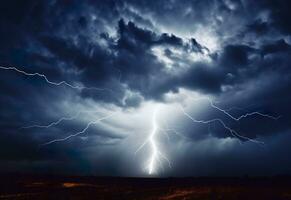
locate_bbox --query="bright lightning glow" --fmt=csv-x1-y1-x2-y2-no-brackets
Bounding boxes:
148,107,159,174
135,106,171,175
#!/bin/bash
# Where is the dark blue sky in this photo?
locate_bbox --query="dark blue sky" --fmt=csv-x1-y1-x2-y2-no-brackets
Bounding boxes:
0,0,291,177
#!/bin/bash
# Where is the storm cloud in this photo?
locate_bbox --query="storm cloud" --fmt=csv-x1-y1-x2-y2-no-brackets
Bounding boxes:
0,0,291,176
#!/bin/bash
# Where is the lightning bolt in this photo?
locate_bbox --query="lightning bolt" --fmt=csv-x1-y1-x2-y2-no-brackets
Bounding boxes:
40,112,116,146
19,111,101,129
20,112,82,129
135,107,171,175
0,65,114,93
179,96,281,145
207,98,280,121
148,107,159,174
19,109,116,146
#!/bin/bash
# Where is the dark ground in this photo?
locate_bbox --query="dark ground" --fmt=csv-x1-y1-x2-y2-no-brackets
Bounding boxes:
1,175,291,199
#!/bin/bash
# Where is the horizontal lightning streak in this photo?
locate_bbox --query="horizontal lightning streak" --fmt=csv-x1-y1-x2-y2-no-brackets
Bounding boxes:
0,66,113,93
40,112,116,146
20,111,101,129
188,96,281,121
179,105,265,145
20,113,81,129
208,99,281,121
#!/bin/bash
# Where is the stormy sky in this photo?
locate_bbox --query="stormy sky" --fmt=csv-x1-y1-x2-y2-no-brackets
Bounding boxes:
0,0,291,177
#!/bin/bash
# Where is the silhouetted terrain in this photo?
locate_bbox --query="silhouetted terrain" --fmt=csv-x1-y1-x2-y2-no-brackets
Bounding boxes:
1,175,291,199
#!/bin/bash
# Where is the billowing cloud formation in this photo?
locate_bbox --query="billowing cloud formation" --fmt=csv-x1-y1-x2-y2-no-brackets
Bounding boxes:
0,0,291,176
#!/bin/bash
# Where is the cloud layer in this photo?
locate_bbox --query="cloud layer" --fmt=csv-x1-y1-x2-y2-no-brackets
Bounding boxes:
0,0,291,176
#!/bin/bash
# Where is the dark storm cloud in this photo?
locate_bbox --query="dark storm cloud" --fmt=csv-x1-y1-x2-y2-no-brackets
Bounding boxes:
220,45,255,67
0,0,291,176
261,39,291,56
247,19,270,36
256,0,291,34
114,19,214,98
0,0,232,103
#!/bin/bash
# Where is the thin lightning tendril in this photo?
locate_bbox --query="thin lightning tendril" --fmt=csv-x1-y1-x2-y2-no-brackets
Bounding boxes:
179,97,280,145
20,111,101,129
20,112,81,129
208,99,280,121
179,105,263,144
0,66,114,93
40,112,116,146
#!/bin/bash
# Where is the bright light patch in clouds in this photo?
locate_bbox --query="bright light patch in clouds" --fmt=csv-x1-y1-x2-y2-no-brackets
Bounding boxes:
193,28,220,52
152,45,212,70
